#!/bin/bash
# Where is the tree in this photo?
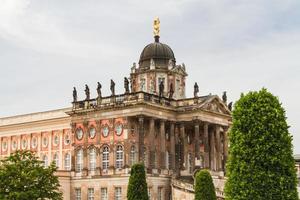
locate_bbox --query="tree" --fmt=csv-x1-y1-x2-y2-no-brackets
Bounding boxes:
195,170,217,200
127,163,149,200
225,88,298,200
0,150,62,200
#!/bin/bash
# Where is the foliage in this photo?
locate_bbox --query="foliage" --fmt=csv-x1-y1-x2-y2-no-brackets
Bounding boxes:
225,88,298,200
127,163,149,200
0,150,62,200
195,169,217,200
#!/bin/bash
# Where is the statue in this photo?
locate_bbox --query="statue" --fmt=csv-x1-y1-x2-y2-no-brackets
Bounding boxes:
84,84,90,100
153,17,160,37
194,82,199,98
72,87,77,102
228,102,233,111
97,82,102,98
169,83,174,99
124,77,130,94
110,79,115,96
159,80,164,98
222,91,227,104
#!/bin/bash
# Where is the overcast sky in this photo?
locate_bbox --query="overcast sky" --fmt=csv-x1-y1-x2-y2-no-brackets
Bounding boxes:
0,0,299,153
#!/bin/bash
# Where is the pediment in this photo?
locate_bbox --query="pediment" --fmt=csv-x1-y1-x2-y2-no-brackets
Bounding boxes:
200,96,231,115
170,66,187,76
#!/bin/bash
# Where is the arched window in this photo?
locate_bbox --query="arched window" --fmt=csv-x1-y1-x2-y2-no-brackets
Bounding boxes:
64,153,71,170
76,149,83,172
53,153,59,168
116,145,123,169
102,146,109,170
130,146,136,166
89,148,96,171
43,155,48,167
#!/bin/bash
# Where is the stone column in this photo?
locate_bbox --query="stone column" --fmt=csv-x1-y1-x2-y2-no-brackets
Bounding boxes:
160,120,166,169
149,118,155,169
203,122,210,168
194,121,200,160
223,126,229,172
138,116,145,162
215,125,221,171
210,126,215,171
170,122,175,171
180,123,186,170
174,123,180,176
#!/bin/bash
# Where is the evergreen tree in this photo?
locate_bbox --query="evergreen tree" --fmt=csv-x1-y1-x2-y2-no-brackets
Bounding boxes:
195,170,217,200
127,163,149,200
0,150,62,200
225,88,298,200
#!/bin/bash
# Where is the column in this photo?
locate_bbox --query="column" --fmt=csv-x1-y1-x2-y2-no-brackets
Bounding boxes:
138,116,145,162
174,123,180,176
180,123,186,170
194,121,200,160
223,126,229,172
160,120,166,169
210,126,215,171
203,122,210,168
215,125,221,171
149,118,155,169
170,122,175,171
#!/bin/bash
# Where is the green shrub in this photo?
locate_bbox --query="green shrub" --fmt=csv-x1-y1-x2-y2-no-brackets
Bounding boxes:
195,169,217,200
127,163,149,200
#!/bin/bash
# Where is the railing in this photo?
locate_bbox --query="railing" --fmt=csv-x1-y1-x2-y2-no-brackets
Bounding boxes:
72,92,207,112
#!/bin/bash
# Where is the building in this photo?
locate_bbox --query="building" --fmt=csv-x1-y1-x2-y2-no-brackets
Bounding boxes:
295,154,300,196
0,19,232,200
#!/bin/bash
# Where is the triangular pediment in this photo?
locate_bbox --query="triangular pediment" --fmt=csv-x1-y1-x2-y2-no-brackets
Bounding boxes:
200,96,231,115
170,66,188,76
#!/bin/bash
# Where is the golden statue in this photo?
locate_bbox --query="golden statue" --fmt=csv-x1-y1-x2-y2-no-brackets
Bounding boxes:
153,17,160,36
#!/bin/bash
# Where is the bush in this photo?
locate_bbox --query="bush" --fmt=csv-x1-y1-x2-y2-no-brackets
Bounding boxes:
225,88,298,200
195,170,217,200
127,163,149,200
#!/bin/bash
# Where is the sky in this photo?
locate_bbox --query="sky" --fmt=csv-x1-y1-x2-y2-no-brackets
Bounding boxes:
0,0,299,153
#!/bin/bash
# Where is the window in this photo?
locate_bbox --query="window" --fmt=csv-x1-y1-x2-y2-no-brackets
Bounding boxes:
22,139,27,149
64,153,71,170
53,135,59,146
43,155,48,167
158,187,163,200
140,78,146,91
64,134,71,145
115,187,122,200
116,145,123,169
76,149,83,172
89,148,96,171
88,188,94,200
32,137,37,148
53,153,59,168
12,140,17,150
130,146,136,166
102,146,109,170
75,188,81,200
101,188,108,200
43,136,48,147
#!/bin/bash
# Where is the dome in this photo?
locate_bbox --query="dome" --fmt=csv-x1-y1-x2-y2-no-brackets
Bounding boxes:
138,37,176,70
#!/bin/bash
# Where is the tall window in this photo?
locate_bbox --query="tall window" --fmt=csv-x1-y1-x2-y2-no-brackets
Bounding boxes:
115,187,122,200
76,149,83,172
64,153,71,170
89,148,96,171
130,145,136,166
88,188,94,200
43,155,48,167
102,146,109,170
53,153,59,168
116,145,123,169
101,188,108,200
140,78,146,91
75,188,81,200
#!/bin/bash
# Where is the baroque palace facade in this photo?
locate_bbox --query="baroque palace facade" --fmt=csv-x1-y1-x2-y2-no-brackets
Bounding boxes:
0,19,232,200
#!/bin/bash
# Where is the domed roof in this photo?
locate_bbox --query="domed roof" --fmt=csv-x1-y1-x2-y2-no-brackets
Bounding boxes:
138,36,176,70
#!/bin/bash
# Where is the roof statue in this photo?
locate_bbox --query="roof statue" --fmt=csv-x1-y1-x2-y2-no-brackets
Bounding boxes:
124,77,130,94
159,80,164,98
228,102,233,111
97,82,102,98
73,87,77,102
84,84,90,100
110,79,115,96
222,91,227,104
169,83,174,99
153,17,160,37
194,82,199,98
